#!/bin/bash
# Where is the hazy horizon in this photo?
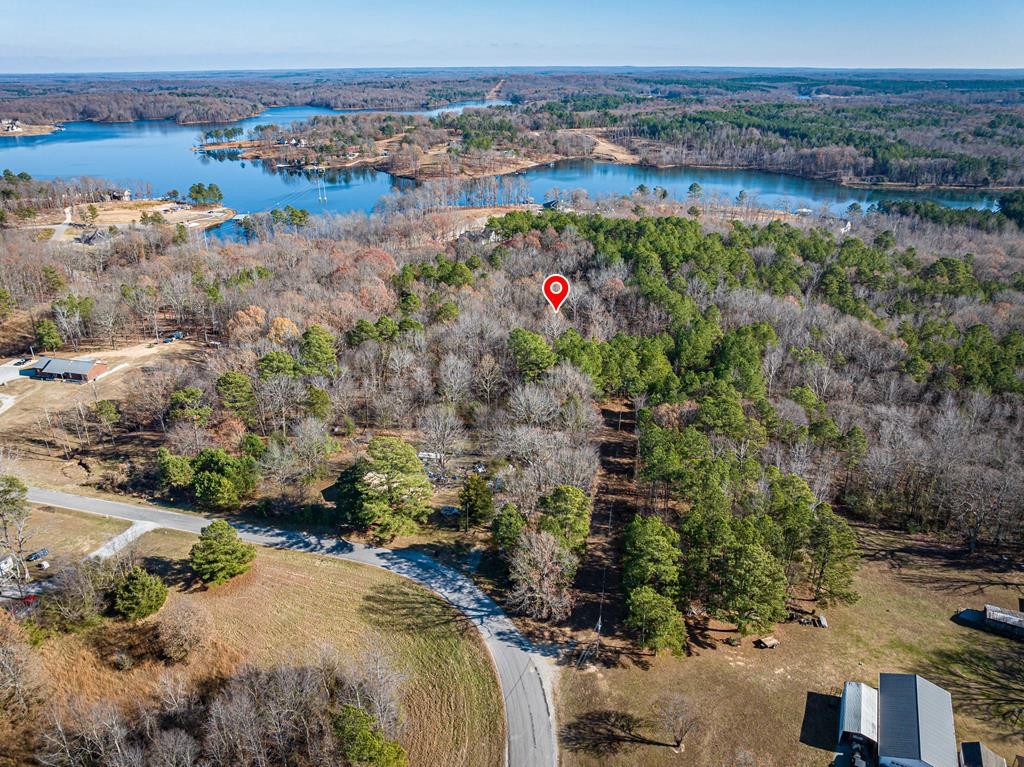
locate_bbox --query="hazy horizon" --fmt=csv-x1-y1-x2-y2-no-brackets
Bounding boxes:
6,0,1023,74
4,65,1024,78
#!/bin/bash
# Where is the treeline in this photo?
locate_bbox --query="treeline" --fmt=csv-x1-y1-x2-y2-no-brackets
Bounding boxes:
34,659,408,767
611,103,1022,186
0,70,510,125
872,190,1024,234
0,170,145,225
874,199,1011,232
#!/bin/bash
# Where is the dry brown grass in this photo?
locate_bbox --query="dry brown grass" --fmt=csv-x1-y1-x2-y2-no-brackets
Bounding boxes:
558,526,1024,767
25,506,130,578
0,340,198,490
34,528,504,767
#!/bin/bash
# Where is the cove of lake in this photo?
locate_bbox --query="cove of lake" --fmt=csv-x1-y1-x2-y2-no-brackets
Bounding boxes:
0,103,1001,237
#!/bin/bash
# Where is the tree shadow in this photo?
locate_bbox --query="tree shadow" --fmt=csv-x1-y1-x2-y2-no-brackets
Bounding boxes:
560,640,652,672
560,709,674,755
917,636,1024,738
799,691,840,750
89,621,163,668
358,580,472,639
896,571,1024,597
139,554,196,590
402,540,475,572
686,615,719,652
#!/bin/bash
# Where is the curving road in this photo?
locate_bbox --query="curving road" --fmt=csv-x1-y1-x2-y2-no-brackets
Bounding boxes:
26,486,558,767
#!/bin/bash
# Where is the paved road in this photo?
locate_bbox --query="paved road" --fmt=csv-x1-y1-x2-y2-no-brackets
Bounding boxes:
27,486,559,767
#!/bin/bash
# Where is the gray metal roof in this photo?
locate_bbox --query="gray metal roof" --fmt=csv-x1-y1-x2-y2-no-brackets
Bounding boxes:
961,741,1008,767
34,357,101,376
879,674,957,767
839,681,878,743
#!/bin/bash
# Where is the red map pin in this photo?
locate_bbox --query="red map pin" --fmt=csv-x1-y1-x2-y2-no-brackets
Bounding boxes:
543,274,570,312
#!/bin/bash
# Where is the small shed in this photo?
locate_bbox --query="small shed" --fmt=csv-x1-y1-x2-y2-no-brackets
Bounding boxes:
984,604,1024,640
961,741,1008,767
754,635,780,649
838,681,878,748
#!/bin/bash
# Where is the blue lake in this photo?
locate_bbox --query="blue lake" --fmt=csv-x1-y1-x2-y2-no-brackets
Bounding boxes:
0,102,1001,236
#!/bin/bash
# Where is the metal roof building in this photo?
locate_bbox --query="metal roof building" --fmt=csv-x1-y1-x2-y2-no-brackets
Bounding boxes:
961,741,1008,767
985,604,1024,639
878,673,958,767
22,356,107,382
838,681,878,746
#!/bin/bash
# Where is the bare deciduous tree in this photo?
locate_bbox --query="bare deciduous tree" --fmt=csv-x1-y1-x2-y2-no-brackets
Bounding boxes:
656,693,703,753
507,529,577,621
157,601,213,663
0,611,40,721
418,405,465,471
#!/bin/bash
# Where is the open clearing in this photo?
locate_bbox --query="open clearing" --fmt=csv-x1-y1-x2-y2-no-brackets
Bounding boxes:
0,339,200,490
26,505,131,567
558,526,1024,766
32,527,505,767
1,506,130,594
68,199,235,230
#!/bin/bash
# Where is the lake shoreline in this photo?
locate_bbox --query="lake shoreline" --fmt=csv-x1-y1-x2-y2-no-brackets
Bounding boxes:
3,105,1002,235
606,157,1021,196
194,137,1020,197
0,123,59,137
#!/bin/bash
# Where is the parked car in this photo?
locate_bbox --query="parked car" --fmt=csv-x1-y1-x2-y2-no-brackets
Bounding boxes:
36,561,50,571
13,358,29,366
439,506,460,517
20,595,38,606
25,548,48,562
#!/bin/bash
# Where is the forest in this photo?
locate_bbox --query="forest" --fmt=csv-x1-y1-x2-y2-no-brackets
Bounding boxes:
5,69,1024,187
0,134,1023,761
0,173,1021,625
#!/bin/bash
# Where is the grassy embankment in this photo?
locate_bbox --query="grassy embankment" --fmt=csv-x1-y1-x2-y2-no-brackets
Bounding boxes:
30,526,504,767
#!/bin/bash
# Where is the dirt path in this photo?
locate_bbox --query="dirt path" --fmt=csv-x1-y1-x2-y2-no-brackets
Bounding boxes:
486,79,507,100
588,134,641,164
568,401,638,655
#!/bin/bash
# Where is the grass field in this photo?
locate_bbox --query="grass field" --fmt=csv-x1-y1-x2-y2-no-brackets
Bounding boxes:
25,506,131,578
33,528,505,767
558,526,1024,766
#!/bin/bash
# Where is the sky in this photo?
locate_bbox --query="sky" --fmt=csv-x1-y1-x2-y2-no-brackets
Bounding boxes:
3,0,1023,73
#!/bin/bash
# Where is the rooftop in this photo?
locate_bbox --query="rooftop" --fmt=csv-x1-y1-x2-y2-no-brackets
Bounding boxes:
878,673,957,767
31,357,103,376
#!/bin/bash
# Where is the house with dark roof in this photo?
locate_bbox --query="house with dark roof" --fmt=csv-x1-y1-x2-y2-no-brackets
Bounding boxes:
21,356,108,382
837,673,999,767
877,673,957,767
